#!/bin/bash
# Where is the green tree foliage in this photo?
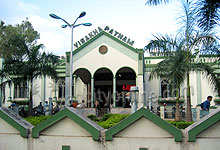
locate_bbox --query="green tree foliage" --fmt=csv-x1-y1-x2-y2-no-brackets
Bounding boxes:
145,0,220,122
195,0,220,32
0,19,40,59
0,19,60,115
146,0,220,32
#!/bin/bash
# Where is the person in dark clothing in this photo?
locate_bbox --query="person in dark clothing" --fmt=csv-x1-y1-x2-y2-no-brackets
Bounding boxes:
201,96,212,111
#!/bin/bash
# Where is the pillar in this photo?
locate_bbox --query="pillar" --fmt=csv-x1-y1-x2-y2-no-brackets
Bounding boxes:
91,78,94,107
196,72,202,105
53,80,57,101
73,75,76,99
113,77,116,107
137,75,144,108
41,76,46,105
65,76,70,104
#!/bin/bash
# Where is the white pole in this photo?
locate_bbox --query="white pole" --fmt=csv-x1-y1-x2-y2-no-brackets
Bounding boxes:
68,27,73,107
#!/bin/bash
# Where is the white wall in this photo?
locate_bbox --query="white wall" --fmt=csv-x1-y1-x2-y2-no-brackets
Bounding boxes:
75,77,87,103
73,35,138,77
0,117,28,150
1,111,220,150
32,117,101,150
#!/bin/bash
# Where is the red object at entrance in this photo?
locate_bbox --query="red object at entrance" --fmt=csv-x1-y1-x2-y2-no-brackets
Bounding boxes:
123,85,135,91
72,102,77,108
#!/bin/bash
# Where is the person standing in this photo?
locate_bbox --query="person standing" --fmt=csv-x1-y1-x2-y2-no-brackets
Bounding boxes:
95,100,100,116
44,101,49,116
201,96,213,111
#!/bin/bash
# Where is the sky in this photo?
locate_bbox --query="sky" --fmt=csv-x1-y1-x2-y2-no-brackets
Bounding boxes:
0,0,181,55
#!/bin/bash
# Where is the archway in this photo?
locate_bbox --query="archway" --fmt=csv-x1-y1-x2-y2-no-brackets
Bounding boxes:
94,68,113,108
116,67,136,107
73,68,92,107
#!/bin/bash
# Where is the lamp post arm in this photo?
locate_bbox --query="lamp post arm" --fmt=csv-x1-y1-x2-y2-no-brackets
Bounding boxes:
49,12,91,107
68,27,74,106
61,18,71,27
72,17,80,28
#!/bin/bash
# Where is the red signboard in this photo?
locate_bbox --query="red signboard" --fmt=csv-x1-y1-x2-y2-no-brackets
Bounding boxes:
123,85,135,91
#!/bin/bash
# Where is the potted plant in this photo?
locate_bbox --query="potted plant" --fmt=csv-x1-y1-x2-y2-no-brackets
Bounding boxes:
72,100,78,108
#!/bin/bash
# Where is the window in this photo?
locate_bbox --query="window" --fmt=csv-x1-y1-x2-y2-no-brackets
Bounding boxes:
14,83,28,98
58,80,74,99
161,79,176,98
62,146,70,150
139,148,148,150
58,81,65,99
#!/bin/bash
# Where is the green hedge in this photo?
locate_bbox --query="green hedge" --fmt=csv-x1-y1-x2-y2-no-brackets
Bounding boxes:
88,114,130,129
25,114,193,129
25,115,52,126
87,114,99,122
167,120,194,129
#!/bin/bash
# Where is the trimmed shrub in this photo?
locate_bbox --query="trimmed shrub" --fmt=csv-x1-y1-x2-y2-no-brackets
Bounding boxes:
98,114,129,129
99,114,115,122
176,122,194,129
25,115,52,126
87,115,99,122
167,120,194,129
87,114,130,129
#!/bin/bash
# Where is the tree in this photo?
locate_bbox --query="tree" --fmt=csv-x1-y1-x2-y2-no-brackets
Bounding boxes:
145,0,220,121
0,20,60,115
195,0,220,32
148,39,220,121
146,0,220,32
0,18,40,59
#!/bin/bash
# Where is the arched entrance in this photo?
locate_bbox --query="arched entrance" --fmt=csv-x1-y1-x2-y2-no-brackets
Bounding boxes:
116,67,136,107
94,68,113,108
73,68,92,107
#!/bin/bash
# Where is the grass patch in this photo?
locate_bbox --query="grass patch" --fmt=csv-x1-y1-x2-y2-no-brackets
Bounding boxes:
25,115,52,126
167,120,194,129
88,114,130,129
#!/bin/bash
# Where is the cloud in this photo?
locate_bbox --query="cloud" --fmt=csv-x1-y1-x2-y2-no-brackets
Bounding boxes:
17,1,39,14
27,15,70,55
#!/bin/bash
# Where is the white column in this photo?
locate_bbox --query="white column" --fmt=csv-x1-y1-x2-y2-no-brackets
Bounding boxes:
73,75,76,99
91,78,94,107
65,76,70,105
137,75,144,108
41,76,46,105
113,77,116,107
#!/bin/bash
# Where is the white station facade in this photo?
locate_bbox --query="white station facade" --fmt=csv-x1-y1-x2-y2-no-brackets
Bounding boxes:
0,26,219,111
65,26,144,108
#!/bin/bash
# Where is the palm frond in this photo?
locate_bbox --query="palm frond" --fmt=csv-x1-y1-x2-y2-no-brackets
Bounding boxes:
176,0,197,37
191,62,220,95
146,0,170,6
145,34,178,53
149,49,188,87
188,32,218,54
195,0,220,32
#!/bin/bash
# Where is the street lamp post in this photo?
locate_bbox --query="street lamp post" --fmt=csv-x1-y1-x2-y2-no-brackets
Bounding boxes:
49,12,92,107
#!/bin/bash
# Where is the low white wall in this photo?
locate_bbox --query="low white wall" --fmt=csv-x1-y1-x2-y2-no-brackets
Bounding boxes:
0,117,28,150
0,134,28,150
1,109,220,150
32,136,101,150
106,138,181,150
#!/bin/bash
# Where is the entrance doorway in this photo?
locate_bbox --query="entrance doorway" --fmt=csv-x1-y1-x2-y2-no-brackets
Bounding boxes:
74,68,91,107
116,67,136,107
94,68,113,108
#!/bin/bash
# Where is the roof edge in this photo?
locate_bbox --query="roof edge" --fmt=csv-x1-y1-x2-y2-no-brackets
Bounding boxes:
0,108,30,138
69,31,142,56
105,107,182,142
187,108,220,142
32,107,102,141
